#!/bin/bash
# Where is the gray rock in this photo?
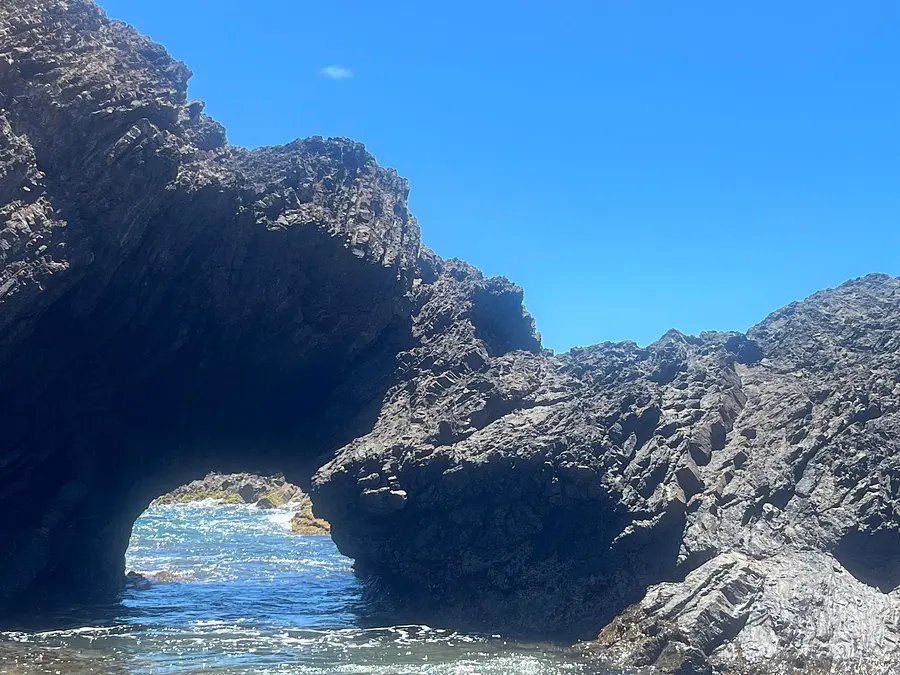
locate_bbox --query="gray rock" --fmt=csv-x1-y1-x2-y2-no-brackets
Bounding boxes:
314,274,900,674
124,571,152,591
152,472,298,505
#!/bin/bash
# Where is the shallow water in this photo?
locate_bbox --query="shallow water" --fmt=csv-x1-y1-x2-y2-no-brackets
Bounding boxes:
0,502,614,674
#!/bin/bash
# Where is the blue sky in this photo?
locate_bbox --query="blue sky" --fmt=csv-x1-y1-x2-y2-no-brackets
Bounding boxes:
99,0,900,352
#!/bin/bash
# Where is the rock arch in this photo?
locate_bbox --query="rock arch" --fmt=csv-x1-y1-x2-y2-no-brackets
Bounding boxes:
7,4,900,673
0,0,414,609
0,0,540,615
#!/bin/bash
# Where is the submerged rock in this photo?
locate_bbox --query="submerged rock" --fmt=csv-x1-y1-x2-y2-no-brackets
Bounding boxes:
125,569,201,586
124,571,152,591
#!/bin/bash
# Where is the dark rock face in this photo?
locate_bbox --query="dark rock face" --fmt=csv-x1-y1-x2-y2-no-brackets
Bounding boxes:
0,0,421,610
4,3,900,673
315,273,900,672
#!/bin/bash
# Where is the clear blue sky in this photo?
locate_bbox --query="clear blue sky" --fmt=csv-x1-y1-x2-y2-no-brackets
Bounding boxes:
98,0,900,352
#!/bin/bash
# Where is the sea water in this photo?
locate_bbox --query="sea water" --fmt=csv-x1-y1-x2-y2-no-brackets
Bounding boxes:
0,502,615,674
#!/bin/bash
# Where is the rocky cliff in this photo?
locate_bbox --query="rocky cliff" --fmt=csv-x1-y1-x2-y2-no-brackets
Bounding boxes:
2,2,900,673
313,273,900,673
153,472,330,533
0,0,421,610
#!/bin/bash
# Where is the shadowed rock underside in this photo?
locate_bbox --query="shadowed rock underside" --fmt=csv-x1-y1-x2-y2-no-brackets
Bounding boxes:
3,2,900,673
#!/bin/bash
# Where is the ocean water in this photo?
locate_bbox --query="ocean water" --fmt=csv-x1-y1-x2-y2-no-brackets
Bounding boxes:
0,502,613,674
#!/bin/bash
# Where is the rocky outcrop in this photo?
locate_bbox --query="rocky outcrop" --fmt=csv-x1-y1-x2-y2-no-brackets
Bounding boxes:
0,0,419,611
291,495,331,535
3,3,900,673
590,550,900,674
151,472,331,533
583,275,900,673
313,273,900,672
153,472,305,507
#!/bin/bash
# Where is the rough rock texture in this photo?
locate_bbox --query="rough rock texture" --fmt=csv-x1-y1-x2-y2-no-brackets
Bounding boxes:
584,275,900,674
0,0,420,610
314,273,900,672
152,472,306,507
5,3,900,674
290,495,331,535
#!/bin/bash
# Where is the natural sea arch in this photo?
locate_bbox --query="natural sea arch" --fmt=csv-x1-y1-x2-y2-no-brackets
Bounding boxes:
0,2,424,608
0,0,730,640
12,8,900,672
0,0,540,617
0,130,421,614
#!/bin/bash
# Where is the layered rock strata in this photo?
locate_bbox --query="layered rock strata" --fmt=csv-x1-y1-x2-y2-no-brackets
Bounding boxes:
314,273,900,672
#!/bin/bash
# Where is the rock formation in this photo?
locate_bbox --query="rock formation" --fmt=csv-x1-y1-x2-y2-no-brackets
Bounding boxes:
152,472,330,533
2,2,900,673
290,496,331,535
153,472,305,507
314,274,900,673
0,0,419,612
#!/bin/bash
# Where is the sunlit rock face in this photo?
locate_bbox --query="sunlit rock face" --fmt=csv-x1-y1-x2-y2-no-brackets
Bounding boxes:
315,271,900,673
5,3,900,674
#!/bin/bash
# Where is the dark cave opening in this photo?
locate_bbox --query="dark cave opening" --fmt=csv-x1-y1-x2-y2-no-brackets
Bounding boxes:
0,227,415,617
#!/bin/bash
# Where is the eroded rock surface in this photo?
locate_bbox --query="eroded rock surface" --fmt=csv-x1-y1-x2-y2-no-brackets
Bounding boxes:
3,3,900,673
153,472,306,508
0,0,419,609
314,273,900,672
586,275,900,673
290,496,331,535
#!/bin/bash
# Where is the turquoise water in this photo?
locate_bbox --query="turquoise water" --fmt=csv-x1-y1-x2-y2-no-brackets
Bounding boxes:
0,502,610,674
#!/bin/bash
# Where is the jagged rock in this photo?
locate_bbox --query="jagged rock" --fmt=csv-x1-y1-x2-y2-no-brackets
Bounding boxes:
152,472,299,505
313,273,900,672
4,4,900,674
0,0,420,612
675,457,705,499
592,549,900,674
291,494,331,535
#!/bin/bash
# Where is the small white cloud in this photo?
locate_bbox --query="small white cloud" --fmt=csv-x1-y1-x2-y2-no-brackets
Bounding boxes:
321,65,353,80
